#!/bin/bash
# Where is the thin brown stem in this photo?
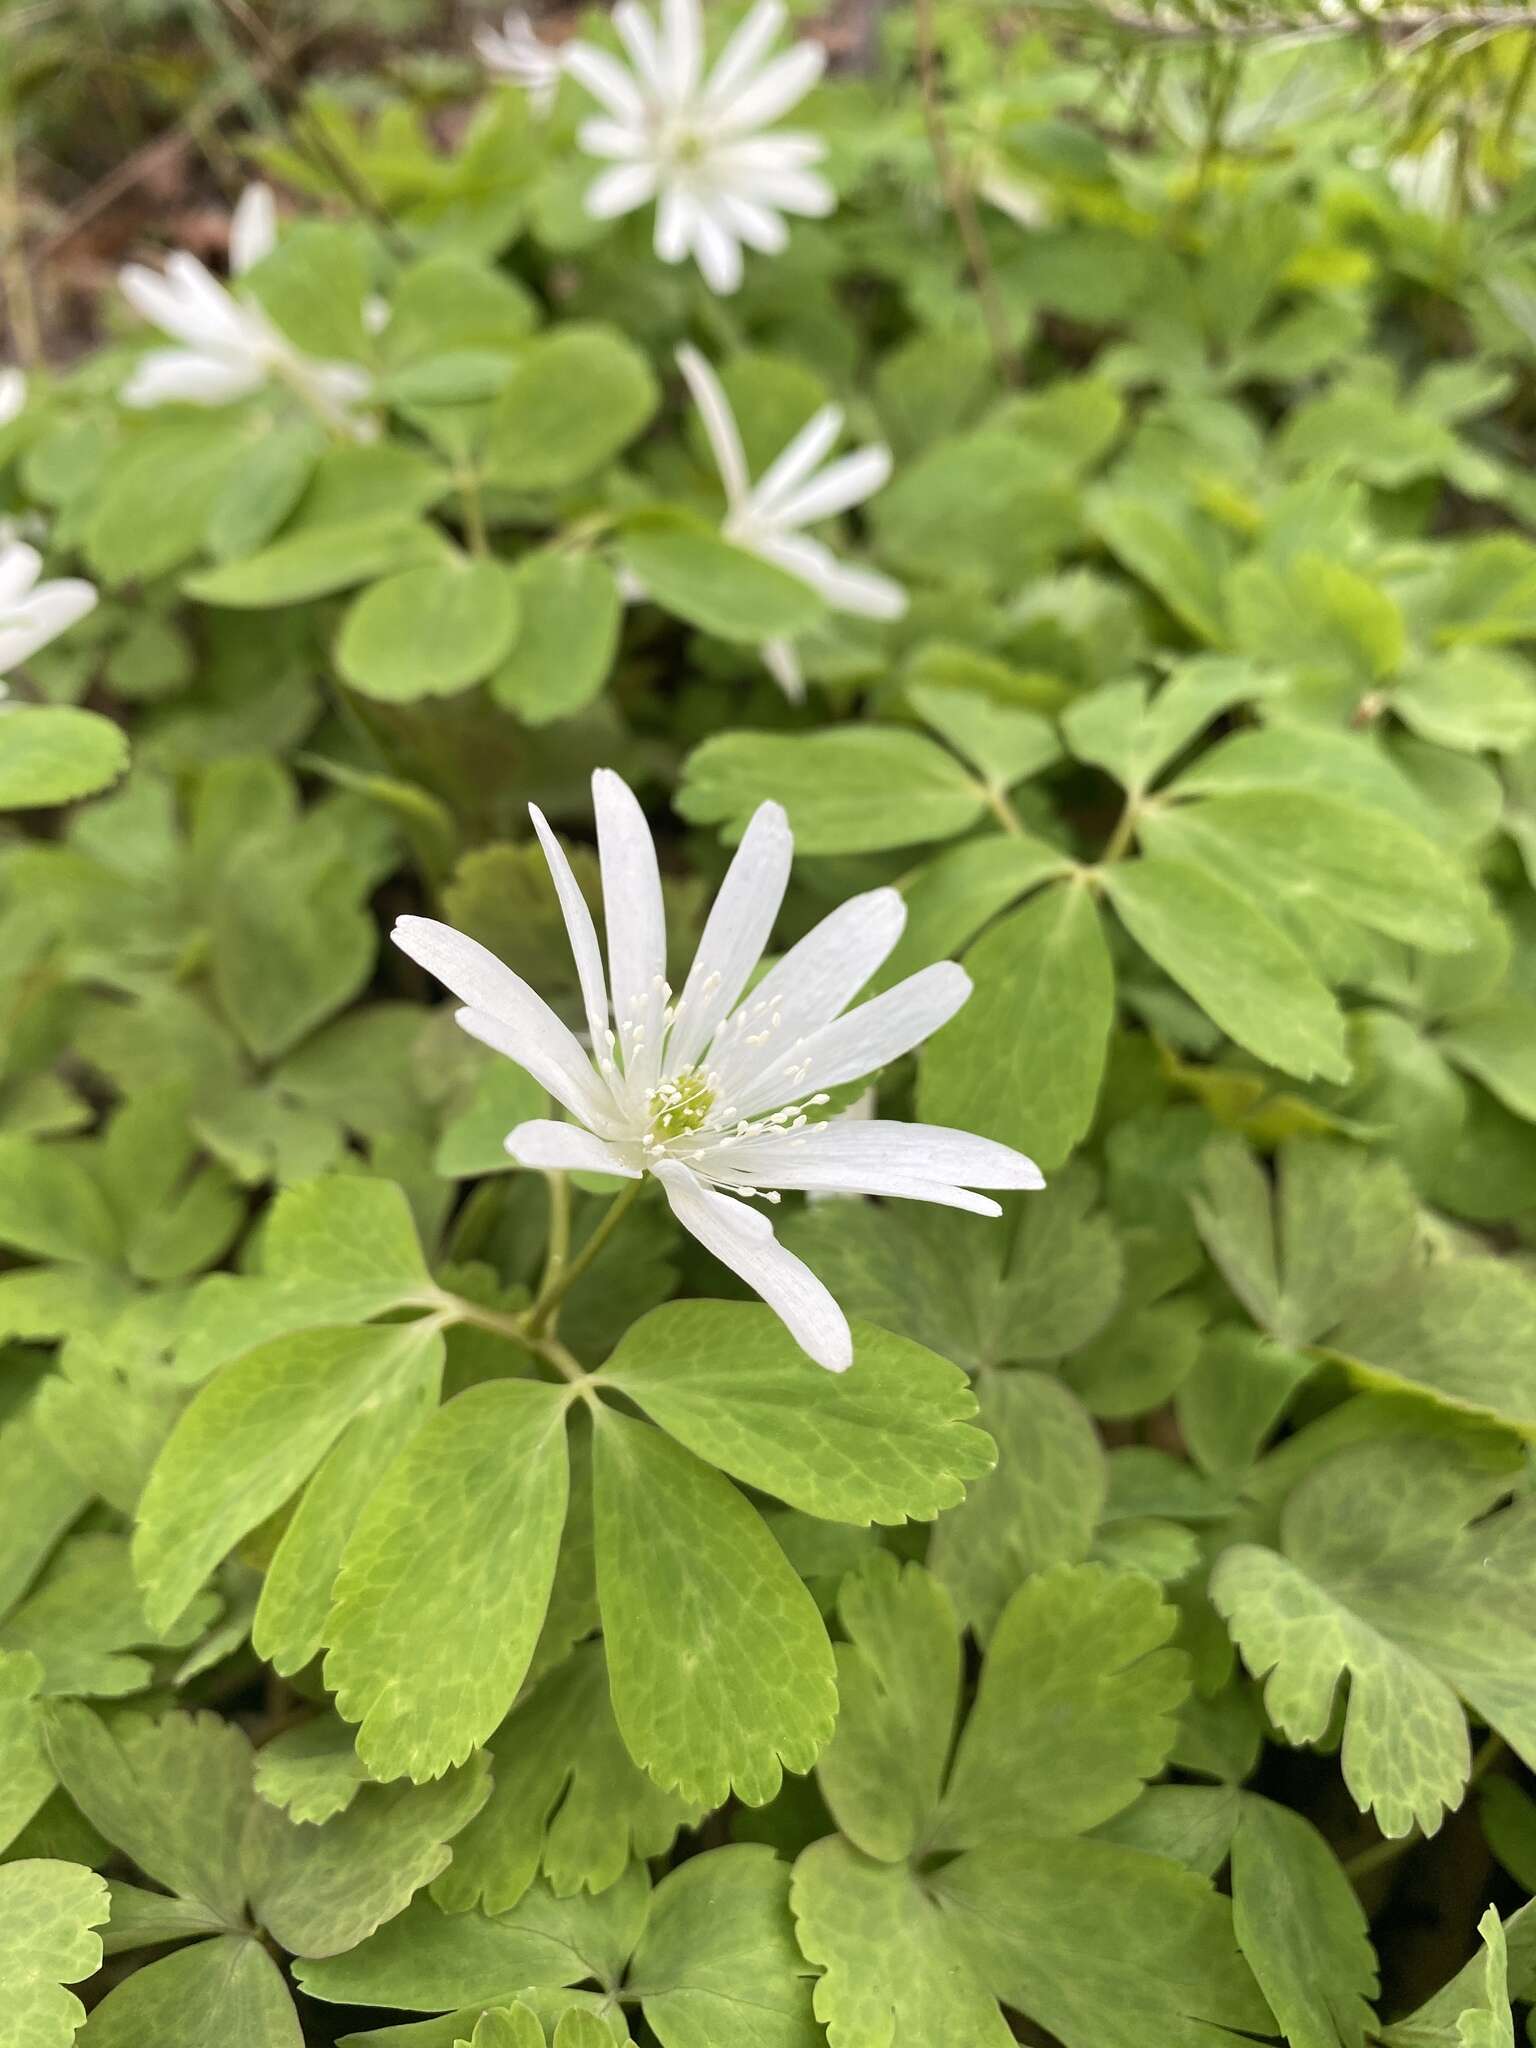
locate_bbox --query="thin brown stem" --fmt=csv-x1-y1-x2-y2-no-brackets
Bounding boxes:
913,0,1021,386
0,100,40,367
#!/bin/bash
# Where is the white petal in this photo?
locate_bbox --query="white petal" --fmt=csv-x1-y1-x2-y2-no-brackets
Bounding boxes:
652,1159,851,1370
530,802,611,1059
392,914,612,1130
229,183,277,275
121,348,263,409
709,887,908,1102
713,191,789,255
704,0,788,110
592,769,667,1094
586,160,661,220
746,404,843,523
659,0,704,102
731,961,971,1117
768,445,892,530
714,133,827,173
760,635,804,702
754,530,907,620
0,541,41,609
712,43,824,135
668,800,792,1071
713,152,833,218
506,1120,641,1177
691,206,745,294
563,41,649,123
0,368,26,428
0,578,97,674
578,117,652,159
675,343,750,507
654,183,700,265
708,1119,1043,1208
613,0,668,95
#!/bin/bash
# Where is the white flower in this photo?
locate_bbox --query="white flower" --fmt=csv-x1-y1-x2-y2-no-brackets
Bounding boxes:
677,343,906,700
476,9,566,113
228,181,278,276
565,0,834,294
0,368,26,429
118,192,375,439
393,769,1041,1371
0,539,97,702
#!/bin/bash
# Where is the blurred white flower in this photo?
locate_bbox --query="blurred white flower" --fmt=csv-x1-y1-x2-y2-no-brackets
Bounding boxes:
228,181,278,275
1386,132,1494,222
565,0,834,294
476,9,566,113
0,368,26,429
677,343,906,700
393,769,1041,1371
118,189,375,439
0,539,97,703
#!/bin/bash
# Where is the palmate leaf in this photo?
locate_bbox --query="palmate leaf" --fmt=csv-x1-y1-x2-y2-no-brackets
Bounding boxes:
432,1643,704,1915
299,1848,818,2047
1212,1431,1536,1836
2,1534,214,1699
0,1652,54,1854
77,1937,301,2048
0,1859,109,2048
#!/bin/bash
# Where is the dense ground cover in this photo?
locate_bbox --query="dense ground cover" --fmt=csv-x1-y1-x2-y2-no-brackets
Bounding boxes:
8,2,1536,2042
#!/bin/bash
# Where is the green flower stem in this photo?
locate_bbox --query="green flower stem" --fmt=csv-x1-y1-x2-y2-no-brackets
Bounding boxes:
537,1170,573,1303
527,1177,643,1336
1100,794,1141,866
982,782,1026,836
455,468,489,556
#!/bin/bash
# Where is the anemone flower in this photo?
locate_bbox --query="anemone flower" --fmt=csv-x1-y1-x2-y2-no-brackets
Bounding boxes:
0,540,97,700
393,769,1041,1370
565,0,834,293
676,343,906,700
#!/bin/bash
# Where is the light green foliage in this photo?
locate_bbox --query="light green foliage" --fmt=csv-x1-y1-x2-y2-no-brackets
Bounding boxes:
592,1410,836,1807
599,1303,993,1525
0,1859,108,2048
324,1380,571,1781
8,3,1536,2037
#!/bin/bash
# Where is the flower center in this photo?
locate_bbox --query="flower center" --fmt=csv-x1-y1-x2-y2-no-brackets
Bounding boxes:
659,117,710,168
646,1067,716,1143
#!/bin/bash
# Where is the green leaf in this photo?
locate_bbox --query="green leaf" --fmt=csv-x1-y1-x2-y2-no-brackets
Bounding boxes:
434,1062,548,1179
253,1377,439,1678
929,1372,1106,1638
869,431,1078,592
247,1755,491,1957
85,417,243,584
183,519,443,608
0,1859,109,2048
1331,1259,1536,1432
592,1409,837,1807
337,559,521,702
0,1654,54,1854
297,1865,650,2008
0,709,128,811
489,555,621,726
626,1845,819,2048
1229,1796,1378,2048
204,422,323,561
1061,660,1271,793
935,1564,1187,1848
619,513,825,644
1104,857,1349,1083
433,1642,703,1915
792,1836,1013,2048
1142,790,1477,953
0,1139,120,1266
678,727,984,853
101,1882,235,1955
2,1533,211,1698
1089,486,1229,642
919,879,1112,1169
1383,1905,1531,2048
324,1380,571,1782
77,1938,301,2048
252,1715,368,1825
906,686,1060,789
1437,999,1536,1121
43,1704,251,1924
1395,649,1536,754
872,835,1074,990
932,1835,1273,2048
134,1320,445,1635
600,1302,992,1526
816,1555,960,1864
484,328,658,489
1211,1433,1536,1837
